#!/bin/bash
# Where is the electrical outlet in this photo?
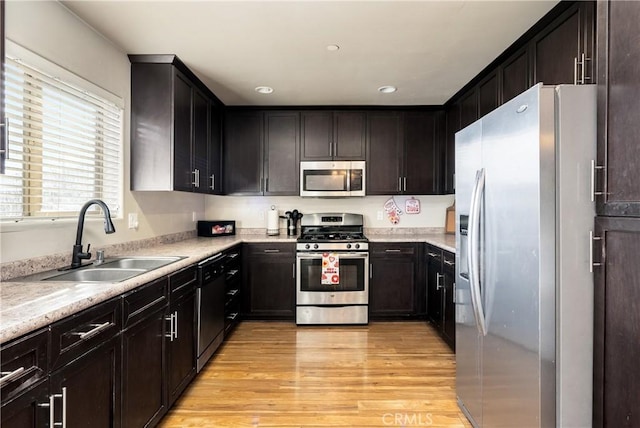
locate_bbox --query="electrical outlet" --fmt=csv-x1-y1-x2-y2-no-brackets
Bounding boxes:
192,211,197,222
128,213,138,230
377,211,383,221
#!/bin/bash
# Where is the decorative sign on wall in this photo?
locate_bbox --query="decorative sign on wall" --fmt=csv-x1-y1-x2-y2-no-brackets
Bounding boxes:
405,197,421,214
383,197,403,224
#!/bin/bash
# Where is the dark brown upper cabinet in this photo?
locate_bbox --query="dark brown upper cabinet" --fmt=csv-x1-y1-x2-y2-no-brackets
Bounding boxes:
208,106,223,194
300,111,366,160
478,71,500,118
223,110,299,196
129,55,222,194
443,103,460,195
459,88,478,130
366,111,442,196
501,46,531,104
595,0,640,217
531,1,595,86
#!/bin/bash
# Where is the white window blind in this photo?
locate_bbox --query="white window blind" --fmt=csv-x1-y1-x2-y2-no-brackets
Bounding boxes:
1,54,123,220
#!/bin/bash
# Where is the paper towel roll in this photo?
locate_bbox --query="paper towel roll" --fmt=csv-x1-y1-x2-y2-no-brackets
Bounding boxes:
267,209,280,235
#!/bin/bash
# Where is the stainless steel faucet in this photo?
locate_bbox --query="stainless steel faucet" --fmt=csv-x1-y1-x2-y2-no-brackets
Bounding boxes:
69,199,116,269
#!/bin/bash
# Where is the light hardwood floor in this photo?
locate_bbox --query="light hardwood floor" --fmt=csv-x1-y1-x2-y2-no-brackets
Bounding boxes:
159,321,473,428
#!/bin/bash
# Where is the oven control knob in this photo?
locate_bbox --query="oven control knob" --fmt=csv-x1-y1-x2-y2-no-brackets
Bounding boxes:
313,244,319,249
346,243,352,249
305,244,310,250
355,243,360,249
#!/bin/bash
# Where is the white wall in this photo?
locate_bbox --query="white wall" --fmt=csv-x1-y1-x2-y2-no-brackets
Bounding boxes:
1,1,205,263
205,194,454,230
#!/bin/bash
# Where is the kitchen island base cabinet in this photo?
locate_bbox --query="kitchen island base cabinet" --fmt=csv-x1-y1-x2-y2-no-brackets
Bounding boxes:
243,243,295,320
426,245,455,351
0,382,49,428
369,243,422,319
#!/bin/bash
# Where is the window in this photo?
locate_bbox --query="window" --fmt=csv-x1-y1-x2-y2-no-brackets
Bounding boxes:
1,45,123,220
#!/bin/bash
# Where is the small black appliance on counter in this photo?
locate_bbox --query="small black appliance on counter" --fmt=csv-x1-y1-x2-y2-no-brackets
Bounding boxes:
197,220,235,237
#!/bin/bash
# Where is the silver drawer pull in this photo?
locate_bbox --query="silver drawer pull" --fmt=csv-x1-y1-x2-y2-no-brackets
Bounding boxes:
73,321,111,340
227,289,238,296
385,249,402,253
263,249,280,253
443,260,455,266
0,366,25,386
226,313,238,320
427,252,440,258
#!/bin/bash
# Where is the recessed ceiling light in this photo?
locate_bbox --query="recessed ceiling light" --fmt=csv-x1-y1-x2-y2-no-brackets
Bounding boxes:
327,44,340,52
255,86,274,94
378,86,397,94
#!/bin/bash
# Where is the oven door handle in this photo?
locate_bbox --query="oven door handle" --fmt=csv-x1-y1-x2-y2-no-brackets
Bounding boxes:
296,253,369,259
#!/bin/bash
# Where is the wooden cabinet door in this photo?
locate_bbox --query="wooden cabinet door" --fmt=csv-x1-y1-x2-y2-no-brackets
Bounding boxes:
443,103,460,194
369,244,418,318
532,2,593,86
50,336,121,428
459,89,478,129
243,244,295,319
167,291,197,406
426,247,443,329
223,112,263,195
334,111,366,160
264,111,299,195
404,111,440,195
122,308,167,428
501,46,531,104
593,216,640,427
173,71,194,192
192,88,209,194
0,382,49,428
366,112,403,195
596,0,640,216
478,71,500,118
300,111,332,160
208,105,222,194
442,252,456,351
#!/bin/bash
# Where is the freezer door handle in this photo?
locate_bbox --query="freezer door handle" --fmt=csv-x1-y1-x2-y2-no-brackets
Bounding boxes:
468,168,487,336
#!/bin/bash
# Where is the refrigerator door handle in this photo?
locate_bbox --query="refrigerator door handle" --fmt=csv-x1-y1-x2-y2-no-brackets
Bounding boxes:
468,168,487,336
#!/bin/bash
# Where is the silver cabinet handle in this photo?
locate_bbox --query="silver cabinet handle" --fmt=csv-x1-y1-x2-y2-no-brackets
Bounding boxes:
166,313,175,341
443,259,455,266
329,142,333,157
590,159,605,202
403,177,407,192
174,311,178,340
263,249,280,253
192,170,198,187
398,177,402,192
573,56,579,85
453,282,456,304
589,230,602,273
0,366,25,386
210,174,215,191
50,387,67,427
292,262,296,279
73,321,111,341
385,249,402,253
369,263,373,279
436,273,444,290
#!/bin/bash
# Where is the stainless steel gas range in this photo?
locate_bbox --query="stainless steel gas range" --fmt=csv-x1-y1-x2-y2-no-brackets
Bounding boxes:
295,213,369,325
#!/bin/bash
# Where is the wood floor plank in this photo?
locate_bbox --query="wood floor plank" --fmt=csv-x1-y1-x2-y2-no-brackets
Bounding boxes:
159,321,473,428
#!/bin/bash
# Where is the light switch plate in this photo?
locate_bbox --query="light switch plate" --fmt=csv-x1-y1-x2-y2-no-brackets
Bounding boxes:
128,213,138,229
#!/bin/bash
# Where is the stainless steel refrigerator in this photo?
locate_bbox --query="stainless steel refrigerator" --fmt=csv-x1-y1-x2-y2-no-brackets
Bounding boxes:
455,84,595,428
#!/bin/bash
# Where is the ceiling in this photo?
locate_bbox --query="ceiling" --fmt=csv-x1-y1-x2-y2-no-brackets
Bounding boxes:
62,0,558,106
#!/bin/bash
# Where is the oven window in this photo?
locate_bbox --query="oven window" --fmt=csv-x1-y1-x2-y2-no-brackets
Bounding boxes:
298,256,365,292
303,170,348,191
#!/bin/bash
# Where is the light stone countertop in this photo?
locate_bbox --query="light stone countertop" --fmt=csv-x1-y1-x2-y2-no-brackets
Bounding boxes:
1,230,454,344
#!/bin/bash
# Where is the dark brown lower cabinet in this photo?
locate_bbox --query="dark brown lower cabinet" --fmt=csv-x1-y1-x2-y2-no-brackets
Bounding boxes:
593,216,640,427
122,308,167,427
426,244,455,350
369,243,421,318
243,243,295,319
0,382,49,428
49,335,122,428
167,290,197,406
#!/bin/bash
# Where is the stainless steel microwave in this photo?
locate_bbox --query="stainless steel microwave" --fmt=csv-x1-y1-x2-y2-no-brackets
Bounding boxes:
300,161,365,197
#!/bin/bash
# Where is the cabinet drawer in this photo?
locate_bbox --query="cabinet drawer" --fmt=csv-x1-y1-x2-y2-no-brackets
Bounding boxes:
0,329,48,404
169,265,197,298
442,251,455,271
225,247,241,265
425,245,443,262
50,298,121,371
370,243,417,256
122,277,168,329
245,243,294,255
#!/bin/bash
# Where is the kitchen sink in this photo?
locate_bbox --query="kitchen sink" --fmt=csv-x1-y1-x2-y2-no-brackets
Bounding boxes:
35,256,186,283
100,256,183,270
43,268,146,282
